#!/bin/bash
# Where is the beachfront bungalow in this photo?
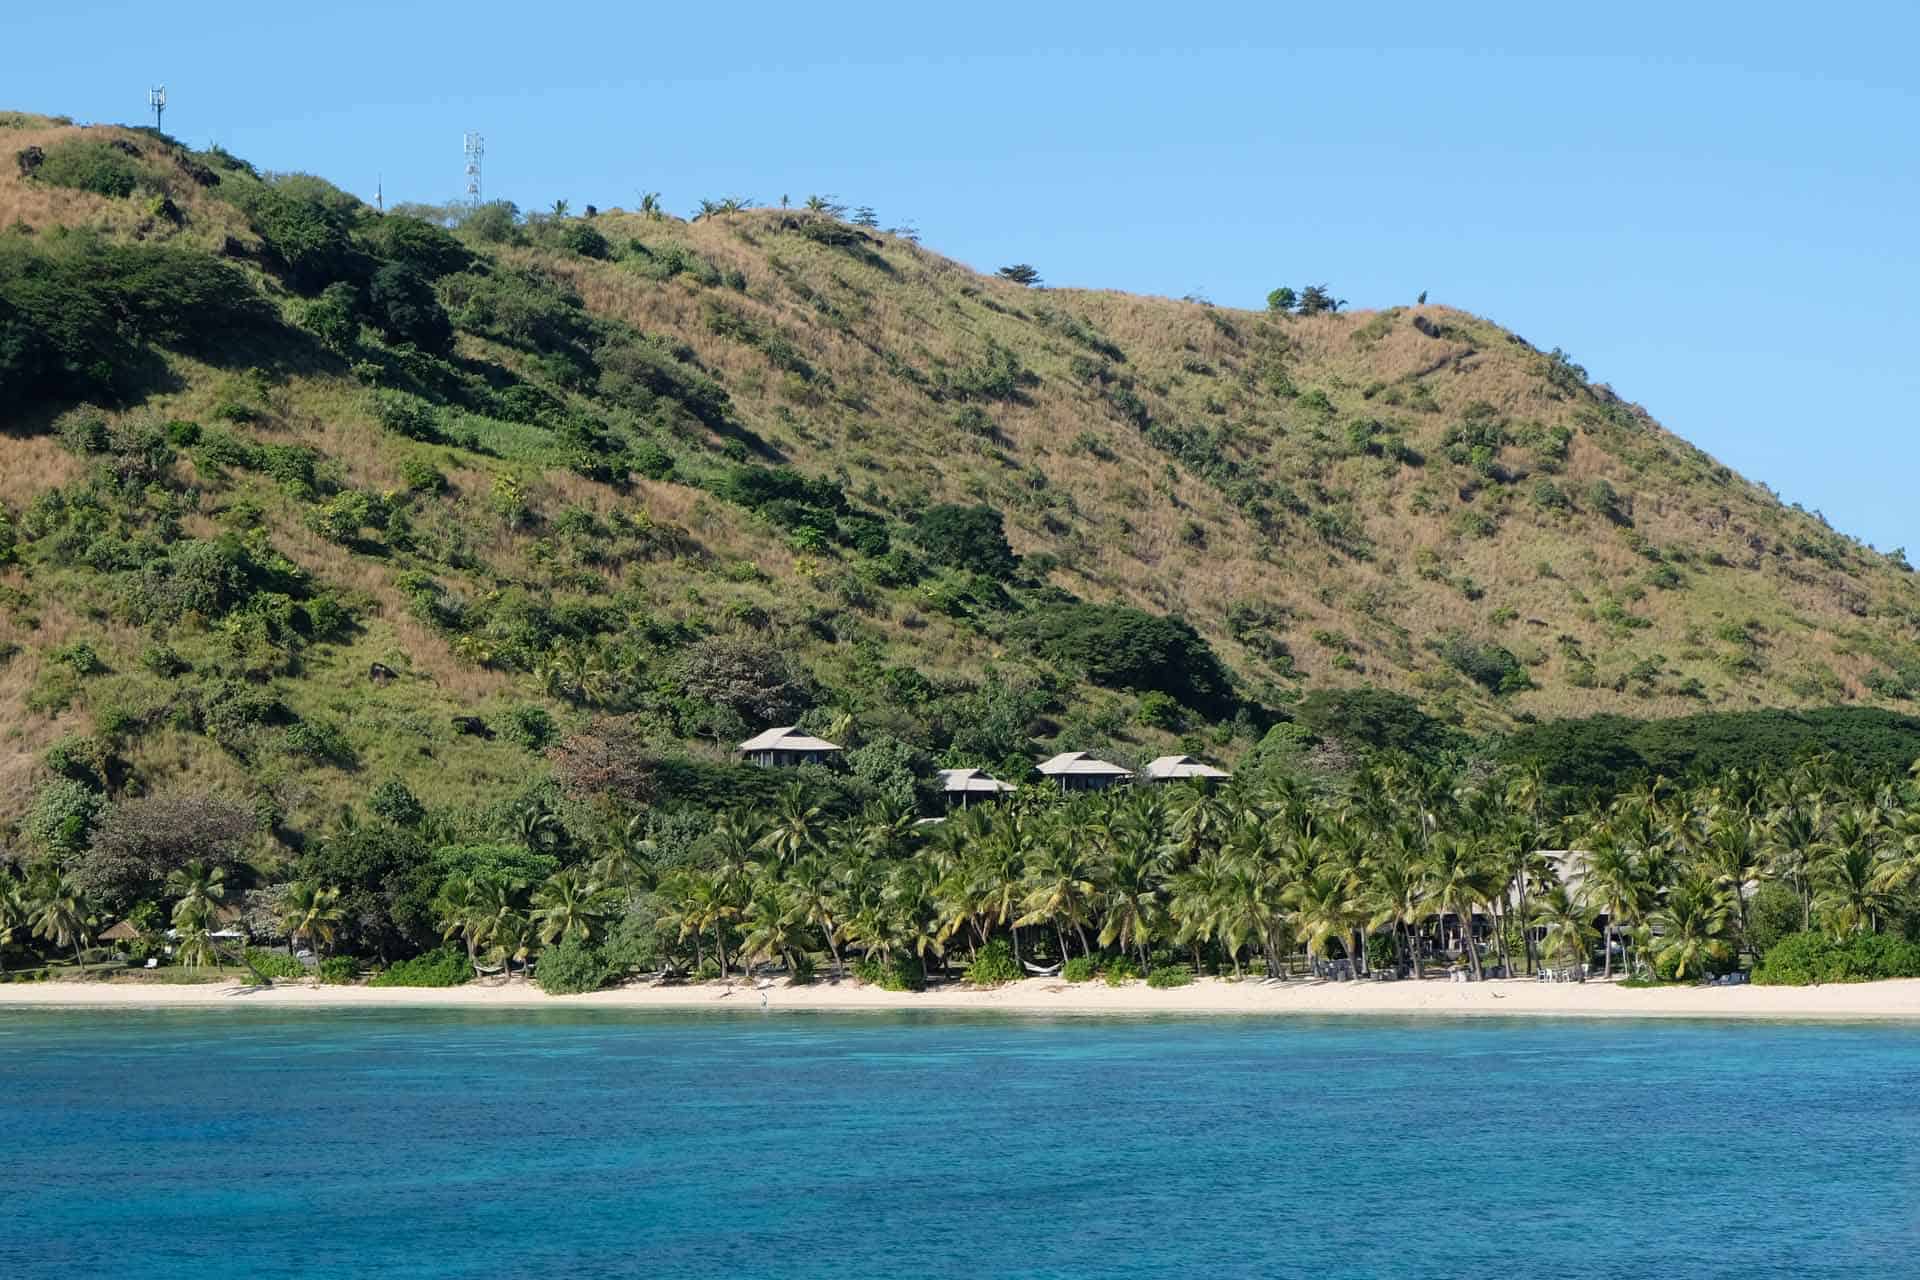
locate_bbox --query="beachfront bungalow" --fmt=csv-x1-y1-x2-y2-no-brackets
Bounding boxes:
1140,755,1232,784
737,726,843,768
938,767,1017,808
1035,751,1132,793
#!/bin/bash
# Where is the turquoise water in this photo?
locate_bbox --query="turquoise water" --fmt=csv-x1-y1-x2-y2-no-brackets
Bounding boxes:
3,1010,1918,1277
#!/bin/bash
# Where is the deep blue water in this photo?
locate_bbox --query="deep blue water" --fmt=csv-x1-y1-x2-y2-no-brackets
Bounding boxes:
3,1010,1918,1278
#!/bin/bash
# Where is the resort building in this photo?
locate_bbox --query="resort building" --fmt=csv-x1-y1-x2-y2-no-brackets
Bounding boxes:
1035,751,1133,793
1140,755,1232,784
938,767,1017,807
737,726,844,768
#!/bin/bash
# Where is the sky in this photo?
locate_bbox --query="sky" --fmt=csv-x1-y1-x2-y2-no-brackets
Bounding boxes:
13,1,1918,552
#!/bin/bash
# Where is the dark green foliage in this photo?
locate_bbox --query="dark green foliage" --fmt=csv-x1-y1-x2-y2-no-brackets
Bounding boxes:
440,266,595,361
964,938,1020,986
500,704,558,751
938,342,1033,402
852,952,926,991
319,956,359,983
1266,286,1297,313
245,949,307,980
370,389,442,441
557,222,611,260
1501,708,1920,793
1062,954,1097,982
361,214,475,279
1434,632,1531,693
1745,882,1805,957
1016,603,1234,715
231,182,361,293
908,504,1016,579
30,139,142,197
1294,687,1459,756
368,779,426,826
1146,963,1194,988
367,262,453,353
368,945,471,987
536,938,616,994
301,282,360,351
0,230,266,402
282,720,355,766
1752,931,1920,985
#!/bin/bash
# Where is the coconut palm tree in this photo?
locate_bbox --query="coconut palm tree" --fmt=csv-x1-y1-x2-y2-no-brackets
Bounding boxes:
1700,811,1765,951
1288,866,1365,978
280,881,343,960
1583,842,1647,979
172,900,218,970
785,855,847,979
1532,885,1597,978
1095,843,1163,973
166,859,228,923
1650,873,1733,981
1816,807,1891,934
1016,828,1098,960
756,786,824,869
739,884,808,977
0,875,24,975
31,877,91,966
1422,835,1491,980
1364,836,1430,978
533,868,608,946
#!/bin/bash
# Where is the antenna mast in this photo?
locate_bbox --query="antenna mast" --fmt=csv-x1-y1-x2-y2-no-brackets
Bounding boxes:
149,85,166,132
463,131,484,205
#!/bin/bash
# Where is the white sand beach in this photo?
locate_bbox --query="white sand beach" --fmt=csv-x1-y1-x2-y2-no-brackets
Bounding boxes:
4,974,1920,1020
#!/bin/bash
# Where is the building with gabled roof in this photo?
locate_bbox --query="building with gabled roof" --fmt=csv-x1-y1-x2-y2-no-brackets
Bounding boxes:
737,726,843,767
1035,751,1132,792
1141,754,1232,784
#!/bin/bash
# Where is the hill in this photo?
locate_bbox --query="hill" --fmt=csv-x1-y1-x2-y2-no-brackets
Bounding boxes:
4,109,1920,839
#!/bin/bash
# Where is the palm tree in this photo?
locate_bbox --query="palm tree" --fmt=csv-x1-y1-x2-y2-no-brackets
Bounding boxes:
435,874,490,976
1815,844,1894,935
1288,866,1365,979
31,877,91,966
1364,838,1429,978
1650,873,1733,981
0,875,25,975
1532,885,1596,978
280,881,343,959
1016,830,1098,960
166,859,228,923
785,855,846,979
1095,844,1163,973
532,868,608,946
172,900,218,970
739,884,807,977
1583,843,1646,979
638,191,663,219
756,786,824,868
1422,835,1491,980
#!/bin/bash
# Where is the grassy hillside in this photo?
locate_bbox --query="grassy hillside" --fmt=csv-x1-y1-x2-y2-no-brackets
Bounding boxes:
4,109,1920,840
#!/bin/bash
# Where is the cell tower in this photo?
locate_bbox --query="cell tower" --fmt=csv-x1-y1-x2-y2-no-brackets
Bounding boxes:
149,85,166,132
463,131,484,205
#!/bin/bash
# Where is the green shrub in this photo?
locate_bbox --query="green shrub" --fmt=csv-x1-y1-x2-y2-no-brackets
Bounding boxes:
852,952,925,991
319,956,359,984
1752,931,1920,985
244,948,307,980
32,139,143,198
535,938,615,995
1103,955,1142,985
367,778,425,826
500,704,558,752
1146,963,1194,989
1062,954,1097,983
964,938,1021,987
1015,602,1234,715
787,951,817,985
908,504,1017,579
25,778,105,852
368,946,471,987
282,720,354,766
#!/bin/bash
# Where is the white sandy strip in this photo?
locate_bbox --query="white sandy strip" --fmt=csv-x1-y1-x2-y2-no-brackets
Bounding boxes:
4,975,1920,1020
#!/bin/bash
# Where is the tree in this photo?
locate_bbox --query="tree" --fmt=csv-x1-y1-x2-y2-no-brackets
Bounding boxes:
165,860,227,927
851,207,879,228
367,262,453,353
1651,874,1732,980
280,881,343,958
1295,284,1345,315
31,877,91,965
532,868,610,946
74,792,256,912
1265,286,1297,313
909,504,1017,579
1531,885,1596,977
995,264,1041,287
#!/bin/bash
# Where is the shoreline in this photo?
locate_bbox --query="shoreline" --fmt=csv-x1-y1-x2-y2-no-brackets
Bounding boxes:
5,974,1920,1021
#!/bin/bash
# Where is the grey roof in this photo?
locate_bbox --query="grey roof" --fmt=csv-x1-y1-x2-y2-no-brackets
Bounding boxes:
1142,754,1232,781
938,767,1017,794
736,726,842,754
1035,751,1131,777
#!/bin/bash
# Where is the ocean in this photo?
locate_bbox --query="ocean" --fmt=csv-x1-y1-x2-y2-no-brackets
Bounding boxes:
2,1009,1916,1277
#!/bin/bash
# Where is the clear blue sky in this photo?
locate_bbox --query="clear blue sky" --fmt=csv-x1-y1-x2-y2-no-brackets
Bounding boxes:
15,1,1918,552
